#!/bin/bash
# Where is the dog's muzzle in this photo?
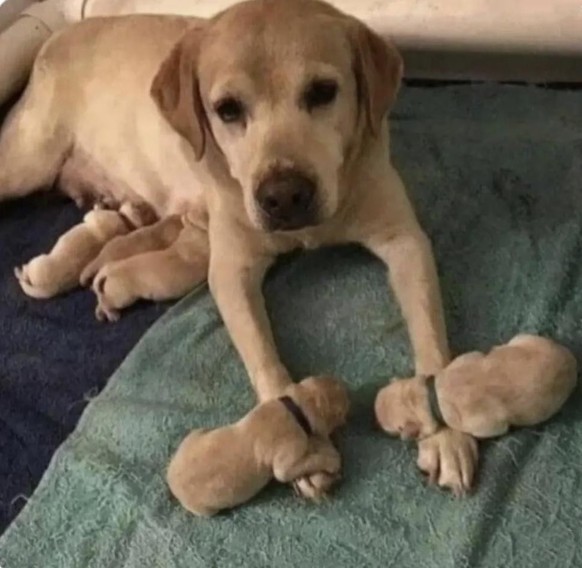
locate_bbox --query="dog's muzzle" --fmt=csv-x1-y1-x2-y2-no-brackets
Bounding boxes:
255,168,318,231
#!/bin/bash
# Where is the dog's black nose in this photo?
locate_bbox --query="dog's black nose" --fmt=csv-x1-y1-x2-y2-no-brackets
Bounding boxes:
256,169,317,231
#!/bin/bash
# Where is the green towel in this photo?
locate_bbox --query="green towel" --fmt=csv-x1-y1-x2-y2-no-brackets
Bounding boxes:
2,83,582,567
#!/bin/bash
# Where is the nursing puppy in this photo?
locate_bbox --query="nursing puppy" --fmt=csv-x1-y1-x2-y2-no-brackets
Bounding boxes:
0,0,478,494
375,334,577,441
167,376,349,517
14,208,132,298
81,213,209,322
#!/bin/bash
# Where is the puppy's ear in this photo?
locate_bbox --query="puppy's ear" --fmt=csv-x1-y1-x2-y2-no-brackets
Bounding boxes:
350,22,403,135
151,26,206,160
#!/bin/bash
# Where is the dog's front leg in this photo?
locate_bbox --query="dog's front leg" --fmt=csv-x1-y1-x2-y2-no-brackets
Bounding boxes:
208,250,291,403
364,228,449,375
364,228,478,495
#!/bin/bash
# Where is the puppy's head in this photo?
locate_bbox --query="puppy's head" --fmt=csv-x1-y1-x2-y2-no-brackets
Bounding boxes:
374,378,434,440
297,375,350,434
151,0,402,232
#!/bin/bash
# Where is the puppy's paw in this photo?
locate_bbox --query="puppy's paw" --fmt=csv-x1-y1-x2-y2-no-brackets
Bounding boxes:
14,265,25,282
14,259,55,299
293,471,340,503
93,270,120,323
80,258,101,287
95,302,120,323
417,428,478,497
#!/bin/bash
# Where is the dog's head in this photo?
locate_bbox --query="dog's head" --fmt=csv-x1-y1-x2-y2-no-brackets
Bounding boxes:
151,0,402,232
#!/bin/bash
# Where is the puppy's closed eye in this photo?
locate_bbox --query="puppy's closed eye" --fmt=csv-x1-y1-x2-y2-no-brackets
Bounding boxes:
303,79,338,111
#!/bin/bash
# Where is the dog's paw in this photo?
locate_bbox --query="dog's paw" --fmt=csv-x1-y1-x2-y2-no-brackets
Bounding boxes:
417,428,478,497
293,471,340,503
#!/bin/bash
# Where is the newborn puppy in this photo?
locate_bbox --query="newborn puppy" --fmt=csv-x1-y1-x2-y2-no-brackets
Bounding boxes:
90,214,208,322
375,334,577,441
167,376,350,517
80,214,184,287
14,209,131,298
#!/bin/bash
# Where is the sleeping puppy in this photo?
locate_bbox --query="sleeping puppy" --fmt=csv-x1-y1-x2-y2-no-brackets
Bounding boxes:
90,213,209,322
14,208,132,298
80,214,185,287
167,376,349,517
375,334,577,442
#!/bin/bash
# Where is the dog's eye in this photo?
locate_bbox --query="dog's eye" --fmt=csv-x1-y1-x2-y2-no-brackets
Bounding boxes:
304,80,338,110
214,97,245,124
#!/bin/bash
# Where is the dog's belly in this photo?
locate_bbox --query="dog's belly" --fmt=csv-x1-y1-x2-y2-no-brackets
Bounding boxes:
57,144,206,218
58,147,128,208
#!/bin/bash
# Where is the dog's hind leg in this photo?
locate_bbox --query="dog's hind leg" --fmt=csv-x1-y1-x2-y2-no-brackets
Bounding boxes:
0,67,70,202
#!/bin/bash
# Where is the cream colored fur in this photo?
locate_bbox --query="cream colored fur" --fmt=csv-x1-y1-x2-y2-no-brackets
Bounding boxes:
14,208,131,298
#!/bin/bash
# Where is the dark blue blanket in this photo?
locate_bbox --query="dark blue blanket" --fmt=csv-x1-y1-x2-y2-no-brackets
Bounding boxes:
0,194,166,533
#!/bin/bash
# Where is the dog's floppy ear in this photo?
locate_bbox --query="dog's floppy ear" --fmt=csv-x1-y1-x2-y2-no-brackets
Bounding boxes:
151,26,206,160
351,22,403,135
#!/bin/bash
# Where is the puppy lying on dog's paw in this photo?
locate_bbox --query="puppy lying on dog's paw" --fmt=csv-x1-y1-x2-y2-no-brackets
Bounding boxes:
167,376,350,517
375,334,577,441
14,209,131,299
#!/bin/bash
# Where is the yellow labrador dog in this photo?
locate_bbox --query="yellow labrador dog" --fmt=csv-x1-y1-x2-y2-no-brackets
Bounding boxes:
0,0,476,493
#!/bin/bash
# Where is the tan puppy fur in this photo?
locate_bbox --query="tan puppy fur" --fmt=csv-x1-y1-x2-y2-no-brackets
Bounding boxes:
80,214,185,287
91,214,209,322
167,376,350,516
14,209,131,299
1,0,478,493
376,333,577,440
